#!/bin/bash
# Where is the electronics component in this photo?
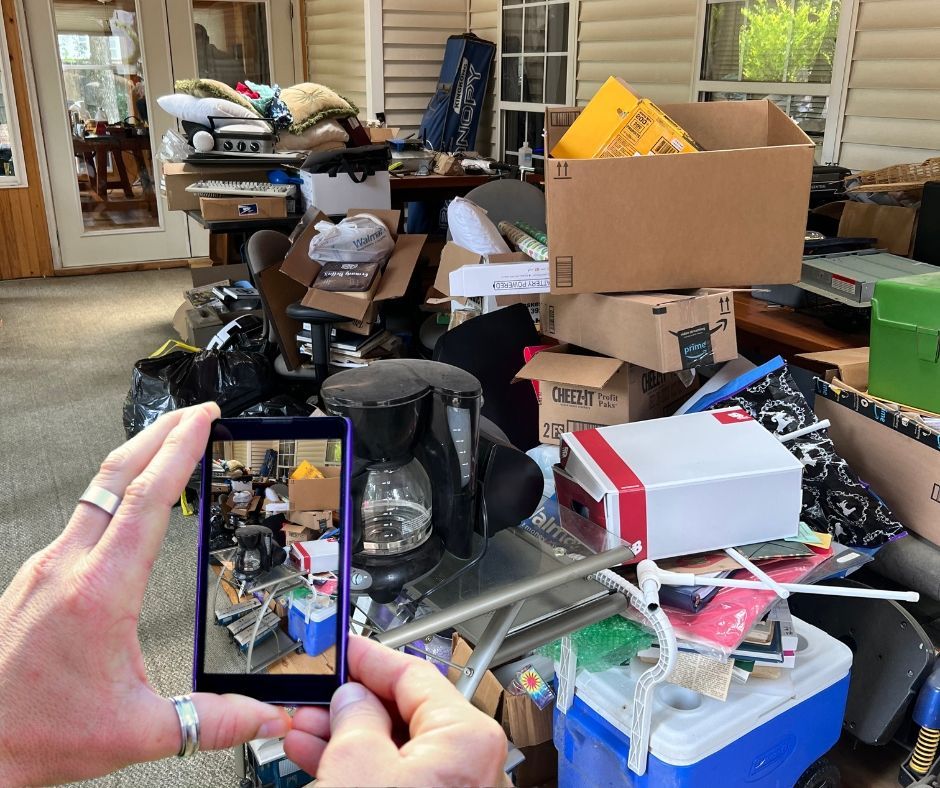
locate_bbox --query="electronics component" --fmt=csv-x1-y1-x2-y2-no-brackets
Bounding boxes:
215,598,262,627
798,250,940,307
227,610,280,639
208,116,277,154
185,180,296,198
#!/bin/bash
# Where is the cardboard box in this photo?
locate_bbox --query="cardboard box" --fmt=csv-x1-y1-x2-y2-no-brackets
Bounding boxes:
449,636,554,750
161,162,271,212
544,100,814,294
288,468,342,511
801,348,940,546
198,195,287,221
552,77,700,159
368,127,401,143
172,299,263,348
541,289,737,373
288,510,332,530
514,344,691,444
280,209,426,322
554,408,804,561
281,522,316,546
299,170,391,215
839,201,917,257
190,262,250,288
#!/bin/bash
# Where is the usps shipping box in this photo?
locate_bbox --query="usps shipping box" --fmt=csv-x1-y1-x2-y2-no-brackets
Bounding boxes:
554,408,803,562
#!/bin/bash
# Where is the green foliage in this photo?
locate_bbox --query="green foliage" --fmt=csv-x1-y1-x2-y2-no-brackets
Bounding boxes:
740,0,840,82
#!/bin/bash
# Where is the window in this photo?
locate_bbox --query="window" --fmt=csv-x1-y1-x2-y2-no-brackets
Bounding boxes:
695,0,850,162
499,0,574,169
0,13,26,187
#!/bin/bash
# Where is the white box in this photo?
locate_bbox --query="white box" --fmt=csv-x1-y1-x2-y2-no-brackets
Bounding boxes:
299,170,391,215
291,538,339,574
554,407,803,562
448,260,550,298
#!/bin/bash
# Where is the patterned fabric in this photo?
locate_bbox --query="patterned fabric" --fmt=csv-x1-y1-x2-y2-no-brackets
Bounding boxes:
705,365,906,548
243,81,293,129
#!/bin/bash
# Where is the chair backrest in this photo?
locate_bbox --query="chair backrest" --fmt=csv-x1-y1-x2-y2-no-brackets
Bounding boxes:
455,179,547,236
245,230,292,347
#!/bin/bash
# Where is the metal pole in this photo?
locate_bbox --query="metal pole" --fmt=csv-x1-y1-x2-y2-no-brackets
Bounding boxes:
455,600,525,699
374,545,633,650
490,593,629,666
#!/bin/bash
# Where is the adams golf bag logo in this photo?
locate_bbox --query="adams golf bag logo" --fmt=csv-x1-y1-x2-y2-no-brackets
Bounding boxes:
451,58,482,151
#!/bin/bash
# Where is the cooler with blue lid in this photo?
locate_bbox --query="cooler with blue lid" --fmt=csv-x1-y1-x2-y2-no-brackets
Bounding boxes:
554,617,851,787
287,594,337,657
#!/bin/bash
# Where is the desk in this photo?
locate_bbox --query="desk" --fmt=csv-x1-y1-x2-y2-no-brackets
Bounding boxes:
389,173,503,211
734,292,868,367
73,134,156,217
186,209,303,265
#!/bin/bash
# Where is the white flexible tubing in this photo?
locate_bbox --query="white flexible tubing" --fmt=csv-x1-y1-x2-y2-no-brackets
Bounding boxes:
591,568,677,776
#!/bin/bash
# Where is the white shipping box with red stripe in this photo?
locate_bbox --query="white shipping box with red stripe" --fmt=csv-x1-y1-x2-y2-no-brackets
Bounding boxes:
554,408,803,563
291,538,339,574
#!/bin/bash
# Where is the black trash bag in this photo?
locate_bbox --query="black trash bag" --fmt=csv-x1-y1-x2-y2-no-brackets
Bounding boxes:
704,363,905,548
238,395,311,417
123,349,274,438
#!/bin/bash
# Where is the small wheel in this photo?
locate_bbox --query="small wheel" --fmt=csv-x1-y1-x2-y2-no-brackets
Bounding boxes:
795,756,841,788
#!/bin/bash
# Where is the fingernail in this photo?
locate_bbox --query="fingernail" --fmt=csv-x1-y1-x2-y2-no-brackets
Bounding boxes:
331,682,369,715
258,716,290,739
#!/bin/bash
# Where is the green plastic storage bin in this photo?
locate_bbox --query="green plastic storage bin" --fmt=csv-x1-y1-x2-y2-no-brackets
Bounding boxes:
869,272,940,412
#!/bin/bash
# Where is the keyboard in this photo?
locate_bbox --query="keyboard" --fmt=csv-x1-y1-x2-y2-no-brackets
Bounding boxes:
185,180,297,198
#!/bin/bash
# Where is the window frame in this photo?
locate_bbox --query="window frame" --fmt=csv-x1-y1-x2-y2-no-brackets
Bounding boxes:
0,8,28,188
497,0,579,164
692,0,858,164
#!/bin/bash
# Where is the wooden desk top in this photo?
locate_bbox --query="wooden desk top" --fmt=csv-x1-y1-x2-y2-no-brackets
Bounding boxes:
734,292,869,359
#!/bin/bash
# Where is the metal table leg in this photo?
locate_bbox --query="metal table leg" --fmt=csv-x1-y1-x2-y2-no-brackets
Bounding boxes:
245,580,283,674
454,600,525,699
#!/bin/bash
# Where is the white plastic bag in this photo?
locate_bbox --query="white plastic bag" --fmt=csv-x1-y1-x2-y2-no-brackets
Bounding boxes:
308,214,395,264
447,197,511,255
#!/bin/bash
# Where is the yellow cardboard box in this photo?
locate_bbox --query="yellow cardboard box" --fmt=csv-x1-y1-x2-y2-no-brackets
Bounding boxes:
551,77,700,160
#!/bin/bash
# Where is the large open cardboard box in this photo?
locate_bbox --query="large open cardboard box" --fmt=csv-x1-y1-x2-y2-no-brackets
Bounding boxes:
543,100,815,294
280,209,425,322
288,468,342,511
800,348,940,546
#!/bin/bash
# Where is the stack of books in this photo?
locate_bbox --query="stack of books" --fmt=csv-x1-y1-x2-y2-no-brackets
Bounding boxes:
296,326,403,368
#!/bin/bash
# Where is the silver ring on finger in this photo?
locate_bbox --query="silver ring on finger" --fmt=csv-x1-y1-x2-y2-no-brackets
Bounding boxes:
79,484,122,517
170,695,201,757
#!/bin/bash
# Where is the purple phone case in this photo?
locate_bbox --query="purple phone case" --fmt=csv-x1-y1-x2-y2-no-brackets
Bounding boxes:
193,416,352,704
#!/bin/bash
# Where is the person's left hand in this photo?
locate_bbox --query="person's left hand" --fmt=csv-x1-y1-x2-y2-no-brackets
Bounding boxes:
0,404,291,787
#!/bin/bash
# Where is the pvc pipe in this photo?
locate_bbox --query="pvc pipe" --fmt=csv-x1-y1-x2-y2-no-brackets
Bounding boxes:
778,420,830,443
725,547,790,599
644,563,920,602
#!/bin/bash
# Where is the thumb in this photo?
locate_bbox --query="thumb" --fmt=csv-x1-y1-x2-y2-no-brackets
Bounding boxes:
191,693,291,750
330,682,393,742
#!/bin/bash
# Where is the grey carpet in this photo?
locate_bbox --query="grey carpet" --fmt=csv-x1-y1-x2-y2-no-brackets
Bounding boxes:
0,270,239,787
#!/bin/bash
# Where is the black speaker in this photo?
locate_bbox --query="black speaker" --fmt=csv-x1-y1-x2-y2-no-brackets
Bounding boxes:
913,181,940,266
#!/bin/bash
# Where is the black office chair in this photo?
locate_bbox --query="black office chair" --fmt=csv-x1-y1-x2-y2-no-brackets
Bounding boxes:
245,230,344,388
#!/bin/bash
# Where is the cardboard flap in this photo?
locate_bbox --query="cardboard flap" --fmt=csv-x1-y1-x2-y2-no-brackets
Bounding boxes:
258,263,307,370
375,232,426,300
838,202,916,256
797,347,870,388
516,345,624,389
662,100,813,151
450,636,503,718
435,243,482,295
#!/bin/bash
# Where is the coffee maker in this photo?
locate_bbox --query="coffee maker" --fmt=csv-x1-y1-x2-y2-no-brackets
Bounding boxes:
322,359,490,601
233,525,286,583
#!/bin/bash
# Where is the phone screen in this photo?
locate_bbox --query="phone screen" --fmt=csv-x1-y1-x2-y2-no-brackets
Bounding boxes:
195,417,350,703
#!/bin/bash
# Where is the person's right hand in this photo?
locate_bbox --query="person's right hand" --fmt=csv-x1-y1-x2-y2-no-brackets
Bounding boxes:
284,635,510,787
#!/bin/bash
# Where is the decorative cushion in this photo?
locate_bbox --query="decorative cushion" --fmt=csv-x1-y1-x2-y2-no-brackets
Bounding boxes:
156,94,268,128
174,78,260,115
279,83,358,134
275,119,349,152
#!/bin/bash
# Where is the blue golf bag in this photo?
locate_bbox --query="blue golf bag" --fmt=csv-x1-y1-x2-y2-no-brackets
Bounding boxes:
419,33,495,153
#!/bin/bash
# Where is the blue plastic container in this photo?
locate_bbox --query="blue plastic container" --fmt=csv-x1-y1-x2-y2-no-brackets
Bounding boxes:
287,597,337,657
554,617,851,787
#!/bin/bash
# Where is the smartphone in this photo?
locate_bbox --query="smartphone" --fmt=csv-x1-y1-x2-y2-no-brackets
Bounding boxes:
194,416,352,704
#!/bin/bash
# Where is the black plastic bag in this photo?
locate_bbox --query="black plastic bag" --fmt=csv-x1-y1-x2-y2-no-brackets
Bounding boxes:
123,349,274,438
238,395,311,417
704,364,905,548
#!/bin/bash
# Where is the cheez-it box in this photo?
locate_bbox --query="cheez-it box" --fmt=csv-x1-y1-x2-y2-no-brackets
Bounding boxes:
554,408,803,562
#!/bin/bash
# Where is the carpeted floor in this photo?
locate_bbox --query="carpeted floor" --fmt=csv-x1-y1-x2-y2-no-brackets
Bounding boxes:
0,269,239,787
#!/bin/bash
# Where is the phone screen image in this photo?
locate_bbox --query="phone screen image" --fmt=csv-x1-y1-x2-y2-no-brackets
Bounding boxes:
195,418,350,703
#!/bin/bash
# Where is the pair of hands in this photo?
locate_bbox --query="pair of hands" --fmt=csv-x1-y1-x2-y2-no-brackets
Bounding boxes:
0,404,508,787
